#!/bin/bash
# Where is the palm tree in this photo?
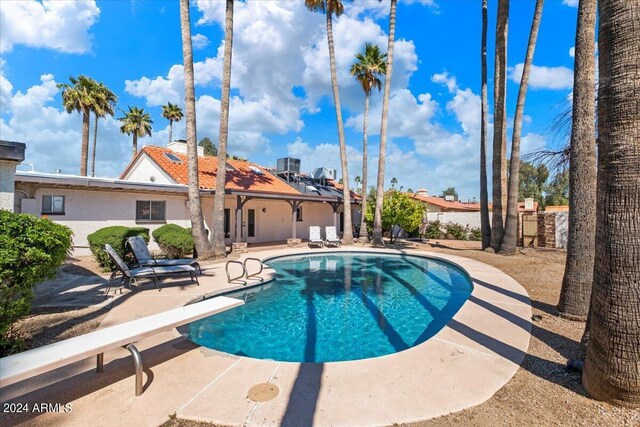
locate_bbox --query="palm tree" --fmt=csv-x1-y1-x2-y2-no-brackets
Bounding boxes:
90,82,117,177
500,0,544,254
350,42,386,244
162,102,184,144
306,0,354,245
118,106,152,159
212,0,234,257
180,0,214,260
480,0,491,250
557,0,597,320
372,0,398,247
490,0,509,251
57,75,96,176
583,0,640,406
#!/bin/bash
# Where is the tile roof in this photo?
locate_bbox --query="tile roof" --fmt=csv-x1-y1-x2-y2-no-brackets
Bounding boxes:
411,193,481,211
124,146,301,195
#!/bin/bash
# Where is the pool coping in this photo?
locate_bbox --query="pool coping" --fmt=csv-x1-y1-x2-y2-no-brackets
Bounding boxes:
1,246,532,427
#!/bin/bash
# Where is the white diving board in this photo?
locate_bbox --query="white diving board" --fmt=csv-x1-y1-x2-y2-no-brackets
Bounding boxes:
0,296,243,395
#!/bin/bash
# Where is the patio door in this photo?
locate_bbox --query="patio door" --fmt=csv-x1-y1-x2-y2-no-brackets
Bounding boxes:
246,208,258,243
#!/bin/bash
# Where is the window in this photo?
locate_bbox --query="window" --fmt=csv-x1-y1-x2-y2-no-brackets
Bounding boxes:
136,201,166,222
42,195,65,215
163,152,182,163
296,207,303,222
224,208,230,238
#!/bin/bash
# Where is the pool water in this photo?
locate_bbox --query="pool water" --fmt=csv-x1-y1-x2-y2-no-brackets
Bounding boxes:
189,253,473,362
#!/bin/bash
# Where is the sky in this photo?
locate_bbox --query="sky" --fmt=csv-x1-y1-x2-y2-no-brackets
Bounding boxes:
0,0,579,201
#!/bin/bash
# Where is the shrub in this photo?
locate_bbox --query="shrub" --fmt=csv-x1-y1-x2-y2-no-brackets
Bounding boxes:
153,224,194,259
87,226,149,271
444,222,467,240
469,227,482,241
0,211,73,355
423,220,444,239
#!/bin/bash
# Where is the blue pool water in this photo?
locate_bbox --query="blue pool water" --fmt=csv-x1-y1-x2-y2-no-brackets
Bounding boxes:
189,253,473,362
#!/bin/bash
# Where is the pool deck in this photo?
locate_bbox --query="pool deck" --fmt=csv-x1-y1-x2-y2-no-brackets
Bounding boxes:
1,246,531,427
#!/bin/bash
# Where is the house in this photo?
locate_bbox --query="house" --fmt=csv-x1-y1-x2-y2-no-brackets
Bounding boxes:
410,189,481,212
13,141,359,255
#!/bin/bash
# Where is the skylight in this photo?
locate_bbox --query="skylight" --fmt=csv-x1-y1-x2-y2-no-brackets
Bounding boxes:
249,166,264,175
164,152,182,163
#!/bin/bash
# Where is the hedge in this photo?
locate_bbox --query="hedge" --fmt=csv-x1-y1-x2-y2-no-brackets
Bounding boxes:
0,210,73,355
87,226,149,271
153,224,194,259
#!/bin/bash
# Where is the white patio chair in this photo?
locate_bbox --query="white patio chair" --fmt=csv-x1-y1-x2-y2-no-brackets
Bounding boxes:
325,226,341,247
308,226,324,247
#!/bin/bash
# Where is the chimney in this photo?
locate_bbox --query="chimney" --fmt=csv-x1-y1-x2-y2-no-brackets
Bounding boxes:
524,198,534,210
415,188,428,196
168,140,204,157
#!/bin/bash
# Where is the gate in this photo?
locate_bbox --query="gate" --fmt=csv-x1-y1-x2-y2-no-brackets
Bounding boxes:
522,213,538,247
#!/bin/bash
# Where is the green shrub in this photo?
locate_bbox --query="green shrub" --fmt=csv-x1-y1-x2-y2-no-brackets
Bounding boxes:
423,220,444,239
153,224,194,258
87,226,149,271
469,227,482,241
0,211,73,355
444,222,467,240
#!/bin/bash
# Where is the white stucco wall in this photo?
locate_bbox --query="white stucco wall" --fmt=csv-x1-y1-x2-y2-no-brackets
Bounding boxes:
19,187,344,256
425,212,482,229
122,155,174,184
554,211,569,249
23,188,191,255
0,160,17,211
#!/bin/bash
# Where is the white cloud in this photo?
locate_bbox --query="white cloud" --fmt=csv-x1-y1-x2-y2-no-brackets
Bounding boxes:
562,0,578,7
0,0,100,54
191,34,210,50
508,63,574,90
569,46,575,58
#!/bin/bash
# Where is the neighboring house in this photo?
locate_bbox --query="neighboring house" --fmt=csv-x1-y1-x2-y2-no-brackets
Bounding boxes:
14,141,358,255
410,189,481,212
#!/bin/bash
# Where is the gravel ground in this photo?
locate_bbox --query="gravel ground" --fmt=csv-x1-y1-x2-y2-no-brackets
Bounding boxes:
15,242,640,427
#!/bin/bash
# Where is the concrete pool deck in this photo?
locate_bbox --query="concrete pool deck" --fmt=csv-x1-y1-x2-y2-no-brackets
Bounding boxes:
1,247,531,427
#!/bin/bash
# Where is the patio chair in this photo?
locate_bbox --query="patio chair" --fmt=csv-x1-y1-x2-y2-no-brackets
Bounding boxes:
308,226,324,247
325,226,341,247
127,236,201,274
103,244,199,296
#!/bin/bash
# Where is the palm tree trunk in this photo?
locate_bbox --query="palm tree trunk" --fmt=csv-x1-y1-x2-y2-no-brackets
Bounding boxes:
80,109,90,176
582,0,640,407
326,12,353,245
490,0,509,251
558,0,597,320
480,0,491,250
180,0,214,259
212,0,234,257
359,92,370,243
132,133,138,159
372,0,397,247
91,113,98,177
169,119,173,144
501,0,544,254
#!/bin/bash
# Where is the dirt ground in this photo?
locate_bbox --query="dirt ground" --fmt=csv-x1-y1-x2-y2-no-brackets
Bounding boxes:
15,241,640,427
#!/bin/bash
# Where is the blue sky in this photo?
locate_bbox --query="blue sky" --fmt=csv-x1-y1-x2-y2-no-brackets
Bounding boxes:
0,0,579,200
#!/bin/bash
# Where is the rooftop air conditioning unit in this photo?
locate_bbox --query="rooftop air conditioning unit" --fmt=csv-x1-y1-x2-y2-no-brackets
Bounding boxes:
444,195,455,202
276,157,301,174
313,167,336,181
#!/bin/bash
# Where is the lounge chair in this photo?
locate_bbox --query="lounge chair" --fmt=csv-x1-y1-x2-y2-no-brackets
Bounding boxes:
103,244,199,296
127,236,201,274
308,226,324,247
325,226,341,247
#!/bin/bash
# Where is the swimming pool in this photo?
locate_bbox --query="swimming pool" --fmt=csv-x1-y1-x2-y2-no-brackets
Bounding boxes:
189,252,473,362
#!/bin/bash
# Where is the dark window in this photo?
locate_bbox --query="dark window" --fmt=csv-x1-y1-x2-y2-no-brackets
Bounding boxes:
224,208,230,238
136,201,166,221
296,207,303,222
163,152,182,163
339,212,344,232
248,209,255,237
42,195,65,215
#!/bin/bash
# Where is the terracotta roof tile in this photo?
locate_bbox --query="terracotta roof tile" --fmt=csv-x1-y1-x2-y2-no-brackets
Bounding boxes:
131,146,301,195
411,193,480,211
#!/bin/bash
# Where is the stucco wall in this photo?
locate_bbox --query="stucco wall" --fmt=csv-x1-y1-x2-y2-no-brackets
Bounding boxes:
18,186,347,256
122,155,174,184
0,160,17,211
425,211,482,229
